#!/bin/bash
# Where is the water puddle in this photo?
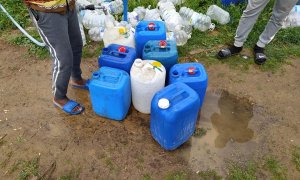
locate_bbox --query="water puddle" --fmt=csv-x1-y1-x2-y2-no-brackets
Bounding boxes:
176,90,259,172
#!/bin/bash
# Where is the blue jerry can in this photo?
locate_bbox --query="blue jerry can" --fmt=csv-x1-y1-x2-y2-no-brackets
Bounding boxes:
150,82,200,150
168,63,208,108
135,21,167,58
142,40,178,72
98,44,137,74
88,67,131,121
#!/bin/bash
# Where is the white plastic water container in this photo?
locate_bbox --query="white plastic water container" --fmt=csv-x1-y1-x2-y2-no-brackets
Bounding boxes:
282,5,300,28
130,59,166,114
158,0,183,32
207,5,230,25
81,10,106,29
103,18,135,48
144,8,162,21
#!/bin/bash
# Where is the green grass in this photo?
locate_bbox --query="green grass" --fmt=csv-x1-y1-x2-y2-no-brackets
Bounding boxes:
164,171,189,180
292,146,300,171
59,168,81,180
193,127,207,138
264,158,287,180
197,169,222,180
228,162,257,180
1,0,300,71
143,174,152,180
9,157,40,180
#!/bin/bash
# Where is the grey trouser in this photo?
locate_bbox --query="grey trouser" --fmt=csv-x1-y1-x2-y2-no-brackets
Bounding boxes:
234,0,298,48
30,8,83,99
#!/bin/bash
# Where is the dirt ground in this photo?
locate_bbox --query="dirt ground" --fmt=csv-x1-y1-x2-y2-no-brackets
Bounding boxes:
0,39,299,179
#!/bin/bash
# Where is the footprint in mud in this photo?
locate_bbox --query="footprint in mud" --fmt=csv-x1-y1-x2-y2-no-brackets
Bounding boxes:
211,91,254,148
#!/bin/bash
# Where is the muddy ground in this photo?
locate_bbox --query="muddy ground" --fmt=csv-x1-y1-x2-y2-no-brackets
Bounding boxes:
0,39,299,179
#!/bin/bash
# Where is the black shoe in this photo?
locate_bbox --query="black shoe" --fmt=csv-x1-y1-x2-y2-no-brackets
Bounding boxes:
254,45,267,65
217,45,243,59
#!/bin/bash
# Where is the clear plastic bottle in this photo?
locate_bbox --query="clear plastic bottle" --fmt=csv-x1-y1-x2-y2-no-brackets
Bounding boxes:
179,7,215,32
81,10,106,29
88,26,105,41
126,6,146,27
206,5,230,25
106,0,123,15
169,0,186,5
282,5,300,28
158,0,183,32
174,29,191,46
144,7,162,21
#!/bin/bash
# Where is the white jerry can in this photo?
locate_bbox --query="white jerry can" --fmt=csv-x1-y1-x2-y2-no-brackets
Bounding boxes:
130,59,166,114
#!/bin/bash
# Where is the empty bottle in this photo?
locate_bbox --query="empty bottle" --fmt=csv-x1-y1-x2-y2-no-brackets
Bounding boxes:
179,7,215,32
81,10,106,29
88,26,105,41
158,0,183,32
169,0,186,5
126,6,146,27
207,5,230,25
144,7,162,21
173,29,191,46
282,5,300,28
106,0,123,15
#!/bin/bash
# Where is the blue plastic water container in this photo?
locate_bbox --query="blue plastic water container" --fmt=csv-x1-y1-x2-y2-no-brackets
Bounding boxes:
142,40,178,72
150,82,200,150
221,0,245,6
98,44,137,74
88,67,131,121
169,63,208,108
135,21,167,58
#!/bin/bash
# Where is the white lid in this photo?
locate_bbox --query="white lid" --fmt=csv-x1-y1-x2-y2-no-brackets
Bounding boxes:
158,98,170,109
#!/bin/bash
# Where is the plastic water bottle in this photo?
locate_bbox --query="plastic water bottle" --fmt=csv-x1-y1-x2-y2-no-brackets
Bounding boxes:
88,26,105,41
126,6,146,27
79,22,87,45
282,5,300,28
157,0,183,32
81,10,106,29
179,7,215,32
169,0,186,5
144,7,162,21
207,5,230,25
173,29,191,46
106,0,123,15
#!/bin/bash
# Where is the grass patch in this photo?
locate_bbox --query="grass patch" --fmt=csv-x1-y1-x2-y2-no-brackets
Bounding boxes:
59,168,81,180
228,162,257,180
193,127,207,138
264,157,287,180
9,156,40,180
197,169,222,180
292,146,300,171
164,170,189,180
143,174,152,180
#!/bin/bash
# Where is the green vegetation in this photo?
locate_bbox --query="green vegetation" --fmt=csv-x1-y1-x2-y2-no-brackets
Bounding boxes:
292,146,300,171
9,157,40,180
264,157,287,180
1,0,299,70
193,127,207,138
164,171,189,180
59,168,81,180
197,169,222,180
228,162,257,180
143,174,152,180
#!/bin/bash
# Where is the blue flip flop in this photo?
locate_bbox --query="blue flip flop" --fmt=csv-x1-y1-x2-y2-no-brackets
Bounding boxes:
54,100,85,115
71,79,89,90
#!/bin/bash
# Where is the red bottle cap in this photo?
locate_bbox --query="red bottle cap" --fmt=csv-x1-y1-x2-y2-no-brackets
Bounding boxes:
159,40,167,48
188,67,196,75
118,46,126,53
148,22,155,31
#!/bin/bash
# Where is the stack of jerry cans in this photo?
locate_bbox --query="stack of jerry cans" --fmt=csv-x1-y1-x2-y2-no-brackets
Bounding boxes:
142,40,178,73
169,63,208,108
150,82,200,150
88,67,131,121
135,21,167,58
98,44,137,74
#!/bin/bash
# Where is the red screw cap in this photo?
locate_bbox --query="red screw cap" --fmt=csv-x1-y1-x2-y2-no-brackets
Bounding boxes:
159,40,167,48
118,46,126,53
148,22,155,31
188,67,196,75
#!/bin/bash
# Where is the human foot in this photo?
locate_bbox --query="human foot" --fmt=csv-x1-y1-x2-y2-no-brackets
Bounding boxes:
53,97,84,115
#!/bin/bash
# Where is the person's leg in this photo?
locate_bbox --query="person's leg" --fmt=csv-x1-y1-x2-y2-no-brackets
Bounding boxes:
257,0,298,48
234,0,271,47
218,0,270,59
67,8,84,84
30,9,83,113
253,0,298,65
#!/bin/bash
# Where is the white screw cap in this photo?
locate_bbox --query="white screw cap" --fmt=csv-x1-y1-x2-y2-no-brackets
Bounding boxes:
158,98,170,109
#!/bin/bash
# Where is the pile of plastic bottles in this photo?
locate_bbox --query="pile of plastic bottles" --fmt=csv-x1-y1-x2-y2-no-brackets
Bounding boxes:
76,0,231,46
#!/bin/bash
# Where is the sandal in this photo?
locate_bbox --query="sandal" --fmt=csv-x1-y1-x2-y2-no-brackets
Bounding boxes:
71,79,89,90
54,100,85,115
254,45,267,65
217,45,243,59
